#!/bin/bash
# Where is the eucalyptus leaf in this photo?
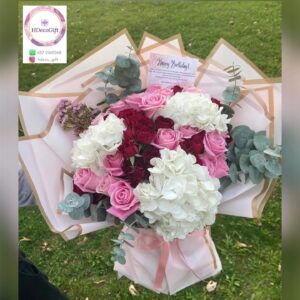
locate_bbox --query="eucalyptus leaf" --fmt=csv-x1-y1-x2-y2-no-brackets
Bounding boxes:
265,157,282,176
264,147,282,158
112,247,125,256
116,55,131,68
220,104,235,118
249,152,266,172
95,71,108,82
245,139,254,150
229,75,241,82
103,66,114,76
111,239,123,245
90,204,107,222
107,74,119,85
248,165,264,184
123,64,140,79
231,125,254,149
223,86,241,103
264,170,278,179
120,232,135,240
229,163,239,183
239,154,250,174
117,255,126,265
127,79,142,93
105,93,120,104
114,218,121,225
226,148,235,162
84,208,91,218
253,134,271,151
134,213,149,228
219,176,232,191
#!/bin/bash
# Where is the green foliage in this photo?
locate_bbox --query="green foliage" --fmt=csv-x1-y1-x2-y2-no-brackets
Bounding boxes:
111,230,136,265
223,125,281,188
58,193,91,220
223,64,242,104
90,200,108,222
220,104,235,119
96,51,142,105
223,86,241,104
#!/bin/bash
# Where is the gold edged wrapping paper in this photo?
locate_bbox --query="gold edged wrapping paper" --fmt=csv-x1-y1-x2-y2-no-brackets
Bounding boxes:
19,29,281,241
19,89,92,140
194,38,281,219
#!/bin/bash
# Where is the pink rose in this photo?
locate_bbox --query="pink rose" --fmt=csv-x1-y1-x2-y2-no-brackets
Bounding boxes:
74,168,101,193
123,94,143,111
178,125,200,139
204,131,227,156
103,151,124,177
96,174,118,195
107,180,140,221
73,168,100,193
152,128,182,150
140,93,168,118
146,84,174,96
109,100,133,115
197,153,229,179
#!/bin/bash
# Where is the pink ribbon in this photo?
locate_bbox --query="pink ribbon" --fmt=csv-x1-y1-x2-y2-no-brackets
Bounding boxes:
137,228,207,289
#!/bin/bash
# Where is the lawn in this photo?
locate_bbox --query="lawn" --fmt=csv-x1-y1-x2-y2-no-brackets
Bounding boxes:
19,1,281,299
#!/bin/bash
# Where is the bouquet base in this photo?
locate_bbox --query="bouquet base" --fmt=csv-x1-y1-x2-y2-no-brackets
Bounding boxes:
114,226,222,295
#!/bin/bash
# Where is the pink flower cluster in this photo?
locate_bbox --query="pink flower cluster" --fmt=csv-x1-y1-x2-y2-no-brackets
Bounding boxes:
72,85,230,222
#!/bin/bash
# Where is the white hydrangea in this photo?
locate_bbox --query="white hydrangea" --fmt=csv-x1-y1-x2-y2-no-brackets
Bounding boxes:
71,113,126,172
134,147,222,241
158,92,230,132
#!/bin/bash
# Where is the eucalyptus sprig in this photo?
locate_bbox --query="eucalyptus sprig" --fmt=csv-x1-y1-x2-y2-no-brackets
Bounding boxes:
96,46,142,106
111,213,149,265
223,63,242,104
220,125,282,191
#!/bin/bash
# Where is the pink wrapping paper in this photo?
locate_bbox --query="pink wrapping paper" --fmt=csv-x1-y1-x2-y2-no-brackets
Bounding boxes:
114,226,222,294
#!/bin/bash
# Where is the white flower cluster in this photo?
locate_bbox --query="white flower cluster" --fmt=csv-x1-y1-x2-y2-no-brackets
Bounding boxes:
71,113,125,172
134,147,222,241
158,92,230,132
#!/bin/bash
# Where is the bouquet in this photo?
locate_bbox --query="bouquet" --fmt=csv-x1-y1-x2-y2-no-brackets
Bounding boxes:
19,30,281,294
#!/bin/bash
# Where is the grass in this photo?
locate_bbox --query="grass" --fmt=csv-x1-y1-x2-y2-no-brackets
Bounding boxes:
19,1,281,299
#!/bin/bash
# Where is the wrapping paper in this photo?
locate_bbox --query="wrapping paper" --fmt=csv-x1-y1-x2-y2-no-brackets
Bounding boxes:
114,226,222,295
18,29,282,240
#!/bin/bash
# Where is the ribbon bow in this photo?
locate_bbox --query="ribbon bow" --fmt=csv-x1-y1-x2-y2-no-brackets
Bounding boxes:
137,228,207,289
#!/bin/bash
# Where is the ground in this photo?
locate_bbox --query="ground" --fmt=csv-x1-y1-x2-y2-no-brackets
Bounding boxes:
19,1,281,299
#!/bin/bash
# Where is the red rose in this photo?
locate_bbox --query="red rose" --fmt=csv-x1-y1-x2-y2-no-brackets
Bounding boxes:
118,109,140,128
123,128,134,140
142,146,161,166
172,85,183,94
155,116,174,129
118,139,139,158
190,131,205,155
180,139,193,153
135,127,156,144
211,97,221,106
127,166,147,187
134,113,155,130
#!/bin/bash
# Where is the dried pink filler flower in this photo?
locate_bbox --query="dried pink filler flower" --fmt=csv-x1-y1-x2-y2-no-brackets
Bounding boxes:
57,99,99,135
